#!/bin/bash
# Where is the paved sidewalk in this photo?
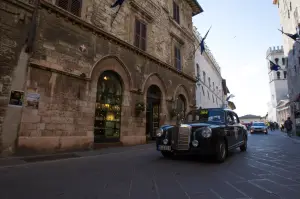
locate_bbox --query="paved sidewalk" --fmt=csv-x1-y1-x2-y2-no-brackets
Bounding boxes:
0,143,155,168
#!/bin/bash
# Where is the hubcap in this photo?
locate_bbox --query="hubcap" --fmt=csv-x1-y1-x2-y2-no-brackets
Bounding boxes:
220,143,226,158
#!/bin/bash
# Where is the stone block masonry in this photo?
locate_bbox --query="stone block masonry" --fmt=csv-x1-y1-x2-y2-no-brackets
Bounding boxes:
1,0,202,155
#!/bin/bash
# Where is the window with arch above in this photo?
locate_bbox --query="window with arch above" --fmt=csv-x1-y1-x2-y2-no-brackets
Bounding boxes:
277,71,281,79
208,77,211,87
202,86,205,96
56,0,82,17
284,71,287,78
282,57,285,65
203,71,206,84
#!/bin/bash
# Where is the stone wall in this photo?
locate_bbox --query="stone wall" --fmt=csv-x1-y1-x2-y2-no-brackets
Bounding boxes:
16,2,197,153
44,0,196,77
0,0,33,155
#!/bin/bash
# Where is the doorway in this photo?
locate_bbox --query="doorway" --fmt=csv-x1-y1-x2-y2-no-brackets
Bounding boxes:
146,85,161,139
94,71,122,143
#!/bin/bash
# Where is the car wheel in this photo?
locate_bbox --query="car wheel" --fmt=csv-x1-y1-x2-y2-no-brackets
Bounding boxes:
240,135,247,152
216,140,227,163
161,151,174,158
265,131,268,134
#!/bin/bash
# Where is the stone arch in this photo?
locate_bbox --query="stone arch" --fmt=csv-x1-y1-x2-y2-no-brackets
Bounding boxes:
90,55,133,91
173,84,191,110
142,73,168,127
141,73,167,94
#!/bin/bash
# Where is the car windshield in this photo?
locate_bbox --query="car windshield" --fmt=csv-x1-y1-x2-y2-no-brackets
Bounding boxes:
252,123,265,126
185,109,225,123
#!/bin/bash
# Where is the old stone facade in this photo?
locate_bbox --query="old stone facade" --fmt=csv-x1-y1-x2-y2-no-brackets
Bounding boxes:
0,0,203,155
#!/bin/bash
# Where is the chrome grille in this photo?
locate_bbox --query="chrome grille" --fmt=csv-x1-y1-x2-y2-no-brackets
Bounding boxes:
177,125,191,150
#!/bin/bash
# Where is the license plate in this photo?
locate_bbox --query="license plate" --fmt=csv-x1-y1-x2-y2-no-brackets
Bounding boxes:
158,145,171,151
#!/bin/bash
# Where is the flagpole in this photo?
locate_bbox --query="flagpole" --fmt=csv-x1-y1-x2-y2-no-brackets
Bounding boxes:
111,4,122,26
278,29,300,44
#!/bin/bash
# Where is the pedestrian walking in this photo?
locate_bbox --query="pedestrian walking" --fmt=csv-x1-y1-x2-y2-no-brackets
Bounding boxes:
284,117,293,137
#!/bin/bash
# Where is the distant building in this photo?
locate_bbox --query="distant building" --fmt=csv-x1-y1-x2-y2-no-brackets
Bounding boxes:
274,0,300,134
266,46,288,122
239,115,263,124
193,27,225,109
276,99,290,124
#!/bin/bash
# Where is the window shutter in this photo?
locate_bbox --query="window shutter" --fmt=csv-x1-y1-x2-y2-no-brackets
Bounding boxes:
177,48,181,71
173,1,176,20
174,46,177,68
134,20,140,47
141,23,146,50
176,5,180,23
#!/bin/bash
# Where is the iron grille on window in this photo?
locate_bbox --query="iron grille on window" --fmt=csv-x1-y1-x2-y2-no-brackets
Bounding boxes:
134,19,147,51
56,0,82,17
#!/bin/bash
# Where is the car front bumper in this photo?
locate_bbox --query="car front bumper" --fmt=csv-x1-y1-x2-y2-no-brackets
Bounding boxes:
156,137,217,155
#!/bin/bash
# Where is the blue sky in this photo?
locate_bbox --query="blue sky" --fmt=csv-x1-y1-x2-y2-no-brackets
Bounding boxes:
192,0,283,117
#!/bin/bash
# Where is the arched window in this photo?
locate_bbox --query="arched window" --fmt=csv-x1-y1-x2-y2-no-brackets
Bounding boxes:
94,71,123,143
277,71,281,79
196,64,200,77
284,71,287,78
176,95,186,118
275,58,279,64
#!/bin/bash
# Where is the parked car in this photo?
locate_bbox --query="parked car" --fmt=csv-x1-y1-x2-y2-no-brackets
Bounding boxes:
156,108,248,163
250,122,268,134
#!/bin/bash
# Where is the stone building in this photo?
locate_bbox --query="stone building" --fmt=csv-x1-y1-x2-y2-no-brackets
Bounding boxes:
0,0,203,155
193,26,225,109
266,46,288,123
275,0,300,134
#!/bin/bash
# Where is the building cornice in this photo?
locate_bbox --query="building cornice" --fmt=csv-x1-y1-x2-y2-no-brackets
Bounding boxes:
185,0,204,16
8,0,197,83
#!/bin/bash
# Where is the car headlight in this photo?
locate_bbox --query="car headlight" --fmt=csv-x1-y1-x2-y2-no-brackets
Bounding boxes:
201,127,212,138
156,128,163,137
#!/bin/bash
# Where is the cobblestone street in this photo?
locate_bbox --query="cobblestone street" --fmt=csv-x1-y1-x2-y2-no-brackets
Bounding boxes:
1,131,300,199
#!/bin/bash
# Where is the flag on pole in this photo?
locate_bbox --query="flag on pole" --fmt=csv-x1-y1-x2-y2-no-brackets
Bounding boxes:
111,0,125,8
110,0,126,26
200,26,211,54
269,60,281,71
278,29,300,42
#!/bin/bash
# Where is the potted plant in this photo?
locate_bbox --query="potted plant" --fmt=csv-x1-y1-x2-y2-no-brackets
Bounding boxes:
169,108,178,119
135,102,145,116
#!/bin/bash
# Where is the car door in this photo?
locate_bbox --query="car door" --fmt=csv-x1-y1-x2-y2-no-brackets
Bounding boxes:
232,112,243,143
225,111,236,148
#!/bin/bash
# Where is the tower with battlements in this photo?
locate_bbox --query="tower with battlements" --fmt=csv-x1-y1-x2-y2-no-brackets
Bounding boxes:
266,46,288,122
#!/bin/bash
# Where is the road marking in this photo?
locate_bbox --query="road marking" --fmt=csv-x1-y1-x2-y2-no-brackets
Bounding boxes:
210,188,224,199
175,179,191,199
224,181,251,198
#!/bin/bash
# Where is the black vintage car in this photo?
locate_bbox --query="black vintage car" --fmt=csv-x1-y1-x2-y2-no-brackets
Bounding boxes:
156,108,248,163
